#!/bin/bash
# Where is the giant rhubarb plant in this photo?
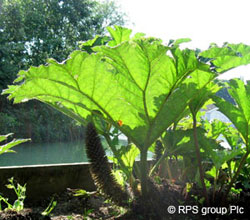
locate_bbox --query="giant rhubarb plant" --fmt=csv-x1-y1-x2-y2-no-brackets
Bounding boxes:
212,79,250,198
3,26,250,198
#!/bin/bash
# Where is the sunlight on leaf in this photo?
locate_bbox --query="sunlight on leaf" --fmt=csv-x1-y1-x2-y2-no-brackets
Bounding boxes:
3,26,250,151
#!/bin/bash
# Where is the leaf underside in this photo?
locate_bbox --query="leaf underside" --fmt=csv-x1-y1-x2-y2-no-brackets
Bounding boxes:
3,26,250,150
212,79,250,148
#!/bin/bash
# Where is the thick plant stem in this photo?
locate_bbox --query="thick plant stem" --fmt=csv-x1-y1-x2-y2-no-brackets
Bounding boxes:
192,113,210,206
140,149,148,197
224,150,249,199
85,123,129,206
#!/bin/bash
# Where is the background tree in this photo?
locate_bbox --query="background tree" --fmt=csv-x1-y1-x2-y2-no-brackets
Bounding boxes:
0,0,126,142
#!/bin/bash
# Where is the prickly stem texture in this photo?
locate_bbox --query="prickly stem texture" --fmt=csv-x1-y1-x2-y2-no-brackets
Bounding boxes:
154,140,163,163
85,122,129,206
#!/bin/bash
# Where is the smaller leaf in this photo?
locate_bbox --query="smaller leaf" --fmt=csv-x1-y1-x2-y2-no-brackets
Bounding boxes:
112,170,125,186
0,133,13,143
163,128,217,157
5,184,14,189
79,35,110,54
132,32,146,40
201,43,250,73
0,138,30,155
107,26,132,46
212,79,250,148
73,189,88,197
209,149,241,170
206,166,217,178
173,38,192,46
120,144,140,172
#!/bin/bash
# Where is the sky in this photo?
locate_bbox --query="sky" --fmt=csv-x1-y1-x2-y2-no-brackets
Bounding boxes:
116,0,250,80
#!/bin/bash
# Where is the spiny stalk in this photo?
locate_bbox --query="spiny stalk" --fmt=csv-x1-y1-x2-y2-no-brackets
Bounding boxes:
85,122,129,206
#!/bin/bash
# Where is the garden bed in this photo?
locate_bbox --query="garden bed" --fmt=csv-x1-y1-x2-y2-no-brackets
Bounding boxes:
0,180,250,220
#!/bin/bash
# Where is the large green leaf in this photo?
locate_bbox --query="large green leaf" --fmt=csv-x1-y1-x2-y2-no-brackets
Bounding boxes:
212,79,250,148
201,43,250,73
208,148,241,170
163,127,241,170
163,128,219,157
189,81,220,115
3,27,250,150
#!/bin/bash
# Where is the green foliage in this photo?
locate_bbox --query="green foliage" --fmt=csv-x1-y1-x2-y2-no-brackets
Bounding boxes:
0,177,26,212
189,82,220,115
112,169,126,187
116,144,139,174
72,189,89,197
163,128,215,157
2,26,218,150
200,43,250,73
215,80,236,104
4,26,250,200
0,0,125,68
109,143,140,184
0,0,126,143
0,133,29,155
212,79,250,196
202,119,242,170
161,126,222,186
0,102,85,142
212,79,250,147
41,197,57,216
